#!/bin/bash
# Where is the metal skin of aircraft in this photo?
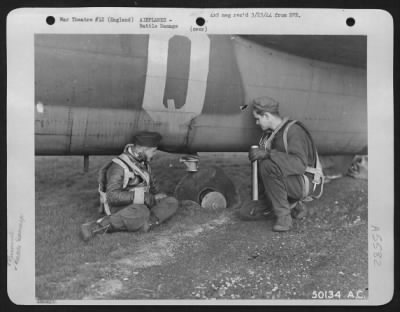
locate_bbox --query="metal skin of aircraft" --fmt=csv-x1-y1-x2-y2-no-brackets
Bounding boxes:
34,34,367,157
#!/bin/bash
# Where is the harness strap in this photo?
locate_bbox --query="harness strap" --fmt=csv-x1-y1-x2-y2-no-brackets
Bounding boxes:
259,117,289,151
98,153,152,212
282,119,324,200
313,177,324,199
118,153,151,187
112,156,150,205
98,186,111,216
302,174,310,199
133,187,146,205
283,120,298,154
112,158,136,189
306,152,324,198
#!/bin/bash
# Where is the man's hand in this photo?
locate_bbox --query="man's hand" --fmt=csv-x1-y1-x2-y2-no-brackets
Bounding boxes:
144,192,156,207
248,147,270,162
155,193,168,202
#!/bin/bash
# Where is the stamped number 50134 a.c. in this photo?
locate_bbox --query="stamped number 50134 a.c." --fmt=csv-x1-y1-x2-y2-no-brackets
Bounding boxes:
312,290,341,299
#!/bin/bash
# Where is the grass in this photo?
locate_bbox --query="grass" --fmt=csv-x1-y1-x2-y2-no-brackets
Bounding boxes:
35,152,252,298
35,152,368,300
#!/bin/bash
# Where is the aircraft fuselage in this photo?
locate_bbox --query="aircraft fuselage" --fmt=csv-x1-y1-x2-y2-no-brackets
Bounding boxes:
35,34,367,155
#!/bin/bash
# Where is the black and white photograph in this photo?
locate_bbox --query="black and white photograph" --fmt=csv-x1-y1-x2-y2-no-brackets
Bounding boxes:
7,8,394,304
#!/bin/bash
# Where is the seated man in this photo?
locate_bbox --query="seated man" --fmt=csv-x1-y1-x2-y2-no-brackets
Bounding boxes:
241,97,323,232
80,131,179,241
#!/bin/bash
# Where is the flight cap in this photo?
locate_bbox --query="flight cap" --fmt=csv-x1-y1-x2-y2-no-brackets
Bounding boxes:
252,96,280,115
134,131,162,148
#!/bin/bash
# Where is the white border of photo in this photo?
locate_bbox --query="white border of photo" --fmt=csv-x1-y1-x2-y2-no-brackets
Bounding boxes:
6,7,394,305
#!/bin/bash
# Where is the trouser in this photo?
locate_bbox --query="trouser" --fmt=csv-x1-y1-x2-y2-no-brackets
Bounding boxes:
100,197,179,232
258,159,304,217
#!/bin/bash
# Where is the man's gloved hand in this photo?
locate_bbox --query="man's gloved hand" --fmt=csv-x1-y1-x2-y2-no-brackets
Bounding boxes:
248,147,270,162
144,192,156,207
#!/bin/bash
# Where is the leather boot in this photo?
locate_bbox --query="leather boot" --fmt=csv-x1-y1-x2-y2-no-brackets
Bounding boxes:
238,199,273,221
291,201,307,219
80,220,111,242
273,214,293,232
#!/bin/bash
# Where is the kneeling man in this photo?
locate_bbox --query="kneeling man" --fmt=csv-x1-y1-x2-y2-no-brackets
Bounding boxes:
81,131,179,241
244,97,323,232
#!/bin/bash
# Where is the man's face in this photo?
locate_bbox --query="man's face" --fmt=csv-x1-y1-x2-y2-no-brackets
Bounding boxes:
253,110,271,131
142,147,158,162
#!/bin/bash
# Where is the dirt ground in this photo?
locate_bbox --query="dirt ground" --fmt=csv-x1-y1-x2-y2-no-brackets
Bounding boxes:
35,152,368,301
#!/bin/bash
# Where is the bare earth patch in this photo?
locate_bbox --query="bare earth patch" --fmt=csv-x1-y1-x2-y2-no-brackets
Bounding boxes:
35,153,368,301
